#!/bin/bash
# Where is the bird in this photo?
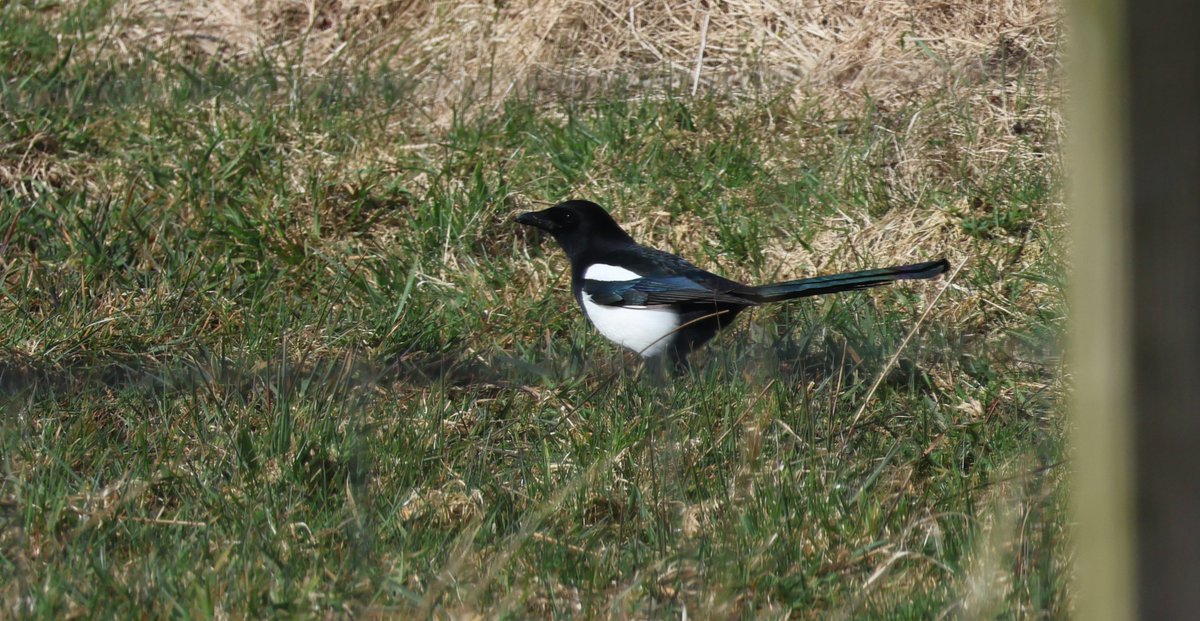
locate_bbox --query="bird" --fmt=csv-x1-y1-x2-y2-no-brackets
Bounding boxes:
516,200,949,373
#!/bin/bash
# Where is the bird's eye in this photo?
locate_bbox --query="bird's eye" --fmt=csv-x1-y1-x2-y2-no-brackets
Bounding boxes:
561,211,577,224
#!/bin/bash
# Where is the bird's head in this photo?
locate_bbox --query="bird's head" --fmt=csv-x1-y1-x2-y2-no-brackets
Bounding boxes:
515,200,634,258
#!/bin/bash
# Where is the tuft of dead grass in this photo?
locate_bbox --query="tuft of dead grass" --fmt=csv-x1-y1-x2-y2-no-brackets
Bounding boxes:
110,0,1060,125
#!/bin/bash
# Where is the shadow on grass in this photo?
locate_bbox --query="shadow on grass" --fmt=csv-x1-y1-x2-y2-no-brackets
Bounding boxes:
0,347,555,399
0,334,947,413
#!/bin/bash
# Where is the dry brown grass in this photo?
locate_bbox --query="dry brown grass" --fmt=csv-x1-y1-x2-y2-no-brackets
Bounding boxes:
111,0,1060,124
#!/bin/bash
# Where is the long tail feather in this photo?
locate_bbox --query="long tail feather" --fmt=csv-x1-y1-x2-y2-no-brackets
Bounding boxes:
743,258,949,304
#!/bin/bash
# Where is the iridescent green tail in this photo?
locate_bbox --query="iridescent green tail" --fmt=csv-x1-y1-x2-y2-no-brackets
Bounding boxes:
743,258,949,304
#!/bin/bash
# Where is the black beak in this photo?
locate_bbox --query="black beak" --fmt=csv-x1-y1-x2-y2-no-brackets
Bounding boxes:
515,210,560,232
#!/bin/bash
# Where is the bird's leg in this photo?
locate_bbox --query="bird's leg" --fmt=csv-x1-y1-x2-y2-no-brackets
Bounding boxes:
642,351,689,379
670,354,692,376
664,346,692,376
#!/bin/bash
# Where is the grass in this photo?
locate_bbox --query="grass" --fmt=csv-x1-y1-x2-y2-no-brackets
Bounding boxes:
1,2,1067,618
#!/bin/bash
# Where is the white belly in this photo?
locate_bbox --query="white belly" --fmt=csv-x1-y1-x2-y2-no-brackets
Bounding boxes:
581,294,679,358
579,263,678,358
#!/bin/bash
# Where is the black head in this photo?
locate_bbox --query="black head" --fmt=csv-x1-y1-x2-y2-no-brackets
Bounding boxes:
515,200,635,260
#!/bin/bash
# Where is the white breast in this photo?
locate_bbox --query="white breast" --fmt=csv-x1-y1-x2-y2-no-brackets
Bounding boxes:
580,264,679,358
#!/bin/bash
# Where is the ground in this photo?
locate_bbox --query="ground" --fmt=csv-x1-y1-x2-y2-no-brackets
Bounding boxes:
1,1,1066,618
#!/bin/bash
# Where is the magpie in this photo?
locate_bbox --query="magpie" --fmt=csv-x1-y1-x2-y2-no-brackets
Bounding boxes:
516,200,949,372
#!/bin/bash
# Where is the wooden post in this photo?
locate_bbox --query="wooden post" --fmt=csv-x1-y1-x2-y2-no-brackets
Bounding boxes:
1072,0,1200,618
1126,0,1200,617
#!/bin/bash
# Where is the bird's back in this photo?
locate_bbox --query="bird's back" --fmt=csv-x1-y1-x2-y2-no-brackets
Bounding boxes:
572,244,746,297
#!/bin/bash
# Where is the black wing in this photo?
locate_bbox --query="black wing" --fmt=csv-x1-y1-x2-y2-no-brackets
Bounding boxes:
582,275,751,307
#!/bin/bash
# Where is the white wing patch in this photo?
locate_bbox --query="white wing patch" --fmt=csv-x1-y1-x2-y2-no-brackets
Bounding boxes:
584,263,643,281
580,263,678,357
